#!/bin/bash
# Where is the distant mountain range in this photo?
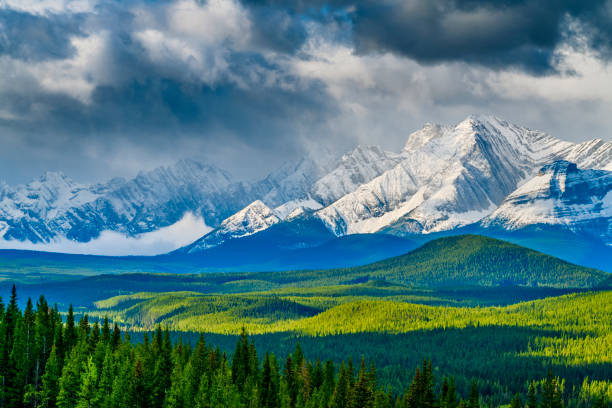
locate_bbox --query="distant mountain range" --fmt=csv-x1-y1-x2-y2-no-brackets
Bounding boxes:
1,115,611,271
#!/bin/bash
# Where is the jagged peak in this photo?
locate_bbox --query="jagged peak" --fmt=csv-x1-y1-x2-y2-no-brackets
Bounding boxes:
286,206,306,220
221,200,276,225
403,122,450,152
38,170,71,183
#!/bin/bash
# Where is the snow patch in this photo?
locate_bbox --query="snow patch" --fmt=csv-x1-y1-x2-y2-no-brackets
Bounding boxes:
274,197,322,219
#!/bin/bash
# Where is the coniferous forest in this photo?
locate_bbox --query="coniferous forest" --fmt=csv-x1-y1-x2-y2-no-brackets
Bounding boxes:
0,286,610,408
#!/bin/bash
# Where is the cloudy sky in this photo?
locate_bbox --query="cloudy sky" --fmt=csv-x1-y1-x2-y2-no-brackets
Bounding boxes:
1,0,612,185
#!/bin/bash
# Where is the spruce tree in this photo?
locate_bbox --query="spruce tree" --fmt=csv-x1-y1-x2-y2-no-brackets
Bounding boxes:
542,370,555,408
64,306,76,353
468,381,479,408
76,356,99,408
527,381,538,408
41,346,61,408
511,393,522,408
57,348,83,408
96,347,114,407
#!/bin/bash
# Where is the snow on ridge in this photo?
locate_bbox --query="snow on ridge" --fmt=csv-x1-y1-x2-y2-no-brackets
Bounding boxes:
313,115,611,237
481,161,612,243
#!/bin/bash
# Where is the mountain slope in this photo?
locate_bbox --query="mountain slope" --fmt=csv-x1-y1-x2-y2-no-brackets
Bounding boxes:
0,157,330,246
311,145,401,206
481,161,612,244
182,200,281,252
316,116,612,239
346,235,608,288
316,116,574,236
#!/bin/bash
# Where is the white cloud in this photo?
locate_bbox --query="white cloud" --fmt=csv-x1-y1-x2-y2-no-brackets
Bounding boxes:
0,0,96,14
486,47,612,103
0,212,212,256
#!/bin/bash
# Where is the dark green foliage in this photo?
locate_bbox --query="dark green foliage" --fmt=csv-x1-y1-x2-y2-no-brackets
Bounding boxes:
0,287,610,408
5,235,609,311
344,235,608,288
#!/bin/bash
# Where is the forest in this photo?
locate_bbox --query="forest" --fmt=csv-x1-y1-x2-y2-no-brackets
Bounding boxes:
0,286,611,407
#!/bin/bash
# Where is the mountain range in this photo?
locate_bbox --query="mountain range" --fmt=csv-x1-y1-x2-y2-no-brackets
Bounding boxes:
1,115,611,271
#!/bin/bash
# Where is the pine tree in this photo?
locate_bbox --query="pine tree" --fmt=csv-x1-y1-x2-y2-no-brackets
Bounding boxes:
41,346,61,408
128,360,147,408
76,356,99,408
110,354,134,408
542,370,555,408
551,378,563,408
446,378,458,408
64,305,77,353
164,346,187,408
330,362,349,408
57,348,83,408
350,357,374,408
441,378,449,408
510,393,522,408
100,318,110,345
527,381,538,408
468,381,479,408
96,347,114,407
111,324,121,351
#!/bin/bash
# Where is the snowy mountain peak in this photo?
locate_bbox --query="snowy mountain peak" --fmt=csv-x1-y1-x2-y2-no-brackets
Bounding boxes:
482,161,612,243
38,171,73,184
312,144,401,206
403,123,450,152
225,200,278,226
317,115,579,236
183,200,281,252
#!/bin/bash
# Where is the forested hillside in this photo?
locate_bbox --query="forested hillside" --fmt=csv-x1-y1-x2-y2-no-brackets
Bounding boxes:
0,287,610,408
347,235,608,288
3,235,609,309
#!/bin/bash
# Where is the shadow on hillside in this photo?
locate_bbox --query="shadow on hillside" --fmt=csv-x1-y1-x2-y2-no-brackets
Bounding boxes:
128,325,611,398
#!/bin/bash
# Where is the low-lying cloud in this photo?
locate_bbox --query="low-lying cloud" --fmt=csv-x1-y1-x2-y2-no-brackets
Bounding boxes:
0,212,212,256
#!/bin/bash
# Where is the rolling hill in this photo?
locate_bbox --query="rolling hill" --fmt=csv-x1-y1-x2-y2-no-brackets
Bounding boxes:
3,234,608,308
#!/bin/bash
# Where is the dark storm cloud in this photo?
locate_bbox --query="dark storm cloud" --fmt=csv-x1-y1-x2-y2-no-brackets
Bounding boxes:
0,0,339,182
243,0,612,73
0,9,84,61
248,6,309,53
1,0,612,184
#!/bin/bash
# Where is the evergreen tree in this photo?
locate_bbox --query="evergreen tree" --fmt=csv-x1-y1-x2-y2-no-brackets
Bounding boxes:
77,356,99,408
40,346,61,408
111,324,121,351
551,378,563,408
446,378,458,408
542,370,556,408
101,318,110,345
468,381,479,408
57,348,83,408
96,347,114,407
527,381,538,408
330,362,349,408
350,357,374,408
511,393,522,408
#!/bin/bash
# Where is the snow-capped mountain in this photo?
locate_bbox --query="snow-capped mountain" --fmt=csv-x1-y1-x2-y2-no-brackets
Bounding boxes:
481,161,612,243
0,172,123,242
3,114,612,256
311,145,402,206
0,155,333,246
317,116,578,236
182,200,281,252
